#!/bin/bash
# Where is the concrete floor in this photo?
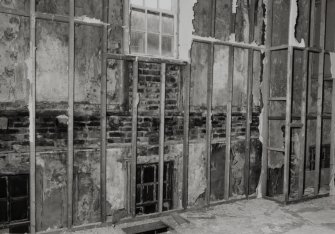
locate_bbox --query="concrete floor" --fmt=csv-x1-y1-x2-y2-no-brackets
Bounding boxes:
69,196,335,234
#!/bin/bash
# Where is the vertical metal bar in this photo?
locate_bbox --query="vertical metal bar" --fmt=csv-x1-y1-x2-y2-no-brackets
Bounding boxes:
123,0,130,54
29,1,36,232
224,45,234,200
245,48,254,198
130,60,139,217
261,0,273,197
205,44,214,205
298,0,313,200
211,0,216,37
298,49,308,199
67,0,75,227
330,60,335,195
283,46,294,202
314,0,327,196
158,63,166,213
182,64,190,209
245,0,255,198
100,0,108,223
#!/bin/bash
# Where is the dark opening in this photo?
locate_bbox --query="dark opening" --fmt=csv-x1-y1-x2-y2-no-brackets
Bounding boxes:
122,221,172,234
0,174,29,233
136,161,173,215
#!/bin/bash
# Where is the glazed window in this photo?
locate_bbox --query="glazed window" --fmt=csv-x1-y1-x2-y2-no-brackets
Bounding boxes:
130,0,176,57
0,175,29,233
135,162,173,215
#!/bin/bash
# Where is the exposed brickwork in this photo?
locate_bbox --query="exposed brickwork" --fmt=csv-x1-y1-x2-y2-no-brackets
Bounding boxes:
0,110,29,151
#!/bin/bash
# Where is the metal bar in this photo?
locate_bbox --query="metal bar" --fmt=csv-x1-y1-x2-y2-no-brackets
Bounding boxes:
29,0,36,233
130,61,139,217
269,45,289,51
314,0,326,196
267,147,285,153
298,50,308,199
261,0,273,197
205,44,214,205
211,0,216,37
283,46,294,202
123,0,130,54
106,53,187,65
100,0,108,223
224,45,234,200
0,6,29,17
158,63,166,213
330,62,335,195
182,64,191,209
67,0,75,228
35,12,69,23
192,38,264,51
297,0,312,199
268,97,287,101
245,0,255,199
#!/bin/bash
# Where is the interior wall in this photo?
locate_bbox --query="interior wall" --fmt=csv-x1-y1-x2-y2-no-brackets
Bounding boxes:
1,0,335,232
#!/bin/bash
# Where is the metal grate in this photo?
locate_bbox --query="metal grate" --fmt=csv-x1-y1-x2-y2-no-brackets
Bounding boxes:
135,161,173,215
0,174,30,233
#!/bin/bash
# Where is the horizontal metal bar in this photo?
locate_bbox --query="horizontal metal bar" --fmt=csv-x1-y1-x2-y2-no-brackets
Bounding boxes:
106,53,188,65
0,7,105,27
0,220,30,229
269,45,289,51
268,97,287,101
0,7,29,17
267,147,285,153
35,12,69,22
192,38,265,51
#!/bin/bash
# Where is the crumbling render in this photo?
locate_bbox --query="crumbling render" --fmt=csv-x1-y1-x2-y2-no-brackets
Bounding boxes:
289,0,305,47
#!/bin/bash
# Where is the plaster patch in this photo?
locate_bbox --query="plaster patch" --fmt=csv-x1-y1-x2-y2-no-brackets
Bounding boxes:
75,16,108,25
330,53,335,78
288,0,305,47
178,0,197,61
232,0,238,13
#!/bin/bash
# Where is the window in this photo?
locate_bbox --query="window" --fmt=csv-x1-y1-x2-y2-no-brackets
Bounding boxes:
130,0,176,57
135,162,173,215
0,175,29,233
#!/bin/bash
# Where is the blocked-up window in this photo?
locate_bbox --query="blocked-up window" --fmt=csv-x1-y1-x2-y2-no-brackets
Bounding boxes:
130,0,176,57
0,175,29,233
136,162,173,215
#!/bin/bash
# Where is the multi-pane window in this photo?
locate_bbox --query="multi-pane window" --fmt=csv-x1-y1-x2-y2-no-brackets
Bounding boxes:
135,162,173,215
130,0,176,57
0,175,29,233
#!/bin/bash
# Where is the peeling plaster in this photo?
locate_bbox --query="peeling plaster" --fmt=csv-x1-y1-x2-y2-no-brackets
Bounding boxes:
75,16,108,25
178,0,197,61
232,0,238,13
289,0,305,47
330,53,335,79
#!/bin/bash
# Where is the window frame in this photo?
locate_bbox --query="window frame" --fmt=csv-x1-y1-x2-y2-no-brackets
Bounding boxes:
129,0,178,58
0,174,30,231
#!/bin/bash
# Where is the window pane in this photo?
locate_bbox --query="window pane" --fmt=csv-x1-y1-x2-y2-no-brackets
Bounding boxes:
162,14,174,35
131,31,145,53
0,201,8,222
131,0,143,6
0,178,6,198
131,9,146,31
160,0,171,10
147,11,160,33
148,33,160,55
146,0,158,8
10,198,28,221
162,36,173,57
9,176,28,197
